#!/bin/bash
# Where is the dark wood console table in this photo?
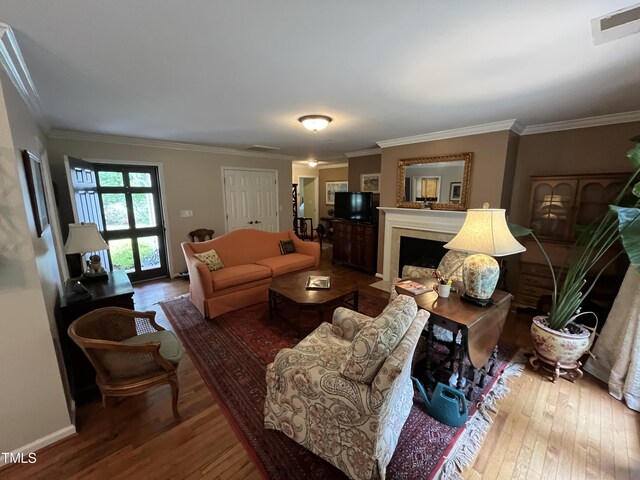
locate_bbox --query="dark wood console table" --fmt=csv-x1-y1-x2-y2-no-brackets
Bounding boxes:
56,270,134,403
401,278,512,399
331,220,378,274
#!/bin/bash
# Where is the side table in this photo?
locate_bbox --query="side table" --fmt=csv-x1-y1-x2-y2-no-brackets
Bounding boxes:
401,278,512,399
56,270,134,403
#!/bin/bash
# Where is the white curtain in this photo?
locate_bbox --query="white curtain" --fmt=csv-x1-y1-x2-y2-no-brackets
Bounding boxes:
584,266,640,411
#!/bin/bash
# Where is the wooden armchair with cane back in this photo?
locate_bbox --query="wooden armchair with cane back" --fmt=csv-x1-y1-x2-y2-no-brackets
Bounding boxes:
189,228,215,242
68,307,184,437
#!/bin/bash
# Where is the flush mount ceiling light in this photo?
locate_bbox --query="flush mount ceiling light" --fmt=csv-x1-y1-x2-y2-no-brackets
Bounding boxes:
298,115,332,132
307,160,318,167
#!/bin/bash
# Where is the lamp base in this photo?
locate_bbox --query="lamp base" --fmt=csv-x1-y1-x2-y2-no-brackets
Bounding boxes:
81,270,109,282
462,253,499,305
461,294,494,307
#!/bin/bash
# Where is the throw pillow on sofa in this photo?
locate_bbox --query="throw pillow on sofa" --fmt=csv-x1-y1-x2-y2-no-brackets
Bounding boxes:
279,240,296,255
194,249,225,271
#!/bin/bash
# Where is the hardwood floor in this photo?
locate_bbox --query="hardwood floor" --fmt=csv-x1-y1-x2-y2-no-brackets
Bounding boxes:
2,246,638,479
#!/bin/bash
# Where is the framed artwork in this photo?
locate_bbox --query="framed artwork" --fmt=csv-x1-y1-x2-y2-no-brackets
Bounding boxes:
449,182,462,203
325,181,348,205
360,173,380,193
22,149,49,237
414,176,441,202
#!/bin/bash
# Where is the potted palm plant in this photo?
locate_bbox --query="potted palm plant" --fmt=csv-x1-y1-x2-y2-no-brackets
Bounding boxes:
511,140,640,381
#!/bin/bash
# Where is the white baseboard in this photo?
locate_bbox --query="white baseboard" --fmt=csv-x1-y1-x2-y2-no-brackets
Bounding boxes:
0,425,76,466
375,272,383,279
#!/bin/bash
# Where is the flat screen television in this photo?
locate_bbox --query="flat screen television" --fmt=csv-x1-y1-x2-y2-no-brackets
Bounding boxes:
334,191,377,223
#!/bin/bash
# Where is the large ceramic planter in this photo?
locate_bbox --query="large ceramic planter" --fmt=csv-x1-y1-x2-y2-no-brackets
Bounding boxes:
529,315,596,382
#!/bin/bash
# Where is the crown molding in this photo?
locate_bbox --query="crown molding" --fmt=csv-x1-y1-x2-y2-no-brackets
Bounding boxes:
511,120,525,135
318,162,348,170
48,129,296,160
345,147,381,158
376,119,518,148
0,23,48,131
521,110,640,135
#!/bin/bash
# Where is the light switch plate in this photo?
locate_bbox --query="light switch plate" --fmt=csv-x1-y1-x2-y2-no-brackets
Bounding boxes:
180,210,193,217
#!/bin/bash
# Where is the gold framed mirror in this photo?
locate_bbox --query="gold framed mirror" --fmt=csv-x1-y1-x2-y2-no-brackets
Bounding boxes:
396,152,472,210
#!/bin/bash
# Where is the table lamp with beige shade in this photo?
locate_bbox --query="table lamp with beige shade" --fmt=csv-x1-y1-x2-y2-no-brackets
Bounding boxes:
444,203,526,306
64,222,110,279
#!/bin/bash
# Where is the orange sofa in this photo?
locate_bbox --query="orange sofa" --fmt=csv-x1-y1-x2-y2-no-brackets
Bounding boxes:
181,229,320,319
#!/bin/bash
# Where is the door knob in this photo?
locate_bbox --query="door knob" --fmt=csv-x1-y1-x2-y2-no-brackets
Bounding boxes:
255,220,261,224
248,221,254,224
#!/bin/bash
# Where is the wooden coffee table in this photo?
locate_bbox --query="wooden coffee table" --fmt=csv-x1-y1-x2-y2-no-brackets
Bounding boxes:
269,270,359,335
399,277,512,399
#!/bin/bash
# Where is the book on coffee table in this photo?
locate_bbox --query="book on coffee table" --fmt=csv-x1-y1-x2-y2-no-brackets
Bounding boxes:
395,279,429,296
306,275,331,289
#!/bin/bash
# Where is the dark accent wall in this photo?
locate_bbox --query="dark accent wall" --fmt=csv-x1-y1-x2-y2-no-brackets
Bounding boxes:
318,166,348,218
377,130,513,274
347,153,381,191
509,122,640,226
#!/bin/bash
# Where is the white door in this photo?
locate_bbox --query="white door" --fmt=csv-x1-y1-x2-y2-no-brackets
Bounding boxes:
224,169,278,232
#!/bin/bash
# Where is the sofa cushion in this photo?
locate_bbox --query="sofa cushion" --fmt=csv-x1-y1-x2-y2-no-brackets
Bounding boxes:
293,322,351,371
101,330,184,378
211,264,272,290
341,294,417,384
401,265,436,279
279,240,296,255
122,331,184,363
194,248,225,271
189,229,290,266
256,253,315,277
401,251,467,284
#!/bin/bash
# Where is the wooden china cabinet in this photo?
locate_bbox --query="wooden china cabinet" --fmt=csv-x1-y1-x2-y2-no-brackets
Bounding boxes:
514,173,629,313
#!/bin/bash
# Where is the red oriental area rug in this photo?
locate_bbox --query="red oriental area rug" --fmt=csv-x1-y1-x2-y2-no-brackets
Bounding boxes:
160,292,523,480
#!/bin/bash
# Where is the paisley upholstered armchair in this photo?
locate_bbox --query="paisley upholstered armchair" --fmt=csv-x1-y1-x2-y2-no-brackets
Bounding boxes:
264,295,429,480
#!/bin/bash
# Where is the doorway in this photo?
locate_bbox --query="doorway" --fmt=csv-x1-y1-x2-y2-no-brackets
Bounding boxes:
298,176,318,225
94,164,168,282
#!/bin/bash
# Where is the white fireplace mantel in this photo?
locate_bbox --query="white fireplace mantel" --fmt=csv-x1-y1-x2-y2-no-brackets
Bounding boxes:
378,207,466,280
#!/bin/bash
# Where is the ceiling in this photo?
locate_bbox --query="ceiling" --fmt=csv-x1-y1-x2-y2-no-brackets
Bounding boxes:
1,1,639,161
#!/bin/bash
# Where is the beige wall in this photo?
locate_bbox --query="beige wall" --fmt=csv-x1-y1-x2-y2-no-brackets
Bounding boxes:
379,130,512,211
292,163,317,182
0,70,71,454
347,154,381,191
318,166,348,218
377,130,513,273
47,138,294,276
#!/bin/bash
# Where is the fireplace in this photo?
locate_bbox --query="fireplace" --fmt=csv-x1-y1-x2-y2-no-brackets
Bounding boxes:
378,207,466,281
398,236,447,277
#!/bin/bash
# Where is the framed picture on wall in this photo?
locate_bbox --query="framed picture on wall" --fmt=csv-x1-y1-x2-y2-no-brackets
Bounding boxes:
22,149,49,237
449,182,462,203
360,173,380,193
325,181,348,205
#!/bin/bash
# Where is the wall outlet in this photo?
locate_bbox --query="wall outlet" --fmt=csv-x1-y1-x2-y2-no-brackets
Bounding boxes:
180,209,193,217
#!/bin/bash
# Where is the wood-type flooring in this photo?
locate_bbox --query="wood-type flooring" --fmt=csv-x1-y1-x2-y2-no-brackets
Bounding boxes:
2,246,638,479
